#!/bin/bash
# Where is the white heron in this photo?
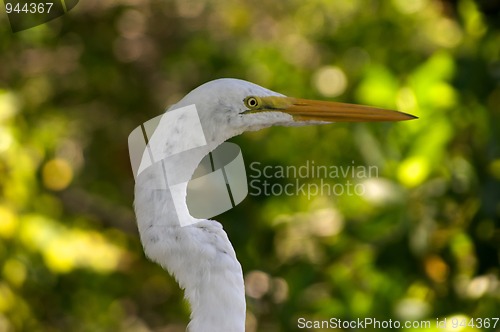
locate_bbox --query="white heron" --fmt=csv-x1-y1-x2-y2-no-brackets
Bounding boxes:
132,78,416,331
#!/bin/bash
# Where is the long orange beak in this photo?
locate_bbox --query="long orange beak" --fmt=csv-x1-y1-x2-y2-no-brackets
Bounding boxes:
244,96,417,122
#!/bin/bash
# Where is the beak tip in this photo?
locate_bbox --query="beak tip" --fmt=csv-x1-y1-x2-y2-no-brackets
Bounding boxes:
403,113,419,121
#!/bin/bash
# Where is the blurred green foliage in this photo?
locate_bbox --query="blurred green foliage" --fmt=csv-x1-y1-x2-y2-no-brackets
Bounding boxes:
0,0,499,331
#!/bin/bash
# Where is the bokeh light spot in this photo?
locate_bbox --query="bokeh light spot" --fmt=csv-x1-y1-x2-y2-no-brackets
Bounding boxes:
0,91,20,122
310,208,344,237
429,18,463,48
424,255,449,283
394,298,430,320
2,259,27,287
313,66,348,98
397,156,430,187
488,159,500,180
466,275,490,299
356,66,398,108
0,206,17,239
245,270,271,299
0,283,14,312
0,129,13,153
42,158,73,191
175,0,206,18
283,34,319,68
361,178,404,205
116,9,146,39
397,87,418,113
271,277,289,304
44,231,123,274
392,0,427,14
428,82,457,109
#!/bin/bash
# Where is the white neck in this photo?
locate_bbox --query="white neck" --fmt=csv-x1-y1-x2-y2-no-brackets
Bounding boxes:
133,109,246,331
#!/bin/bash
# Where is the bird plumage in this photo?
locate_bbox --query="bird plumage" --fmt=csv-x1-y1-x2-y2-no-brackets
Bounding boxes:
134,79,296,332
132,78,416,331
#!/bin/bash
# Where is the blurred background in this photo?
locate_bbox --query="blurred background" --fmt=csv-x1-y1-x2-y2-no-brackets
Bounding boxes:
0,0,499,331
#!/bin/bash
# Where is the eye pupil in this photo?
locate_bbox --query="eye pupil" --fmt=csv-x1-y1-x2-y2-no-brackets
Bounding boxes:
245,96,259,109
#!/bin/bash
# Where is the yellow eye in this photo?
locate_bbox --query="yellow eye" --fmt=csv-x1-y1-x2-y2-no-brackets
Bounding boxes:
244,96,260,109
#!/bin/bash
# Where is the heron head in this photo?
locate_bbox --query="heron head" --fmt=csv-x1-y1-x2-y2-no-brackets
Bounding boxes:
168,78,416,144
240,94,416,124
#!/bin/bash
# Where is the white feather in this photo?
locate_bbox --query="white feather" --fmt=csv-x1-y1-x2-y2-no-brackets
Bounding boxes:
134,79,296,331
